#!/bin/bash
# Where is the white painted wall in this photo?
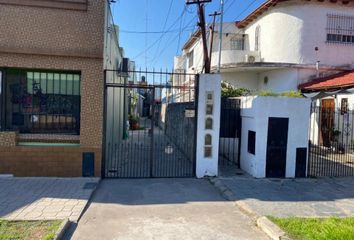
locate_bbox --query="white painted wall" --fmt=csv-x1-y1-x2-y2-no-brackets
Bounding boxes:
245,1,354,67
196,74,221,178
221,72,258,90
257,68,300,92
240,96,311,178
224,67,321,93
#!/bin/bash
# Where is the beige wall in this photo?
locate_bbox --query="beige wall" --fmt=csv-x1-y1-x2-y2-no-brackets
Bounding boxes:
0,0,106,148
0,146,102,177
0,0,104,58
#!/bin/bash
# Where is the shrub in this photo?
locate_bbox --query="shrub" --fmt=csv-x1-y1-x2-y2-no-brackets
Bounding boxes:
257,90,304,98
221,82,250,98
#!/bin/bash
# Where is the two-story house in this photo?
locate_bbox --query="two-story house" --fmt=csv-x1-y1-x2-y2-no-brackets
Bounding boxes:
0,0,125,177
175,0,354,93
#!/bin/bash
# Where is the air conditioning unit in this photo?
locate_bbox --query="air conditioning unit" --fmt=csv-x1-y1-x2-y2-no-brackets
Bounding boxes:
244,54,257,63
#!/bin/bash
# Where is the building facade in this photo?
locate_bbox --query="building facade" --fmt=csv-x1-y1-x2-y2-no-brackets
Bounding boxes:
0,0,124,177
175,0,354,93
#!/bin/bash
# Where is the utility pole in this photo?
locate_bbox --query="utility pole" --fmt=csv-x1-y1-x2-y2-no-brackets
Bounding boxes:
217,0,224,73
186,0,212,73
209,11,221,71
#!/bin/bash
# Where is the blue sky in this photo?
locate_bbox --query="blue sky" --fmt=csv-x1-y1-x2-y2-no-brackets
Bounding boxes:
112,0,266,70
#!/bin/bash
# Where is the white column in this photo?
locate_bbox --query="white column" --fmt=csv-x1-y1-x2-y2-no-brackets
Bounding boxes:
196,74,221,178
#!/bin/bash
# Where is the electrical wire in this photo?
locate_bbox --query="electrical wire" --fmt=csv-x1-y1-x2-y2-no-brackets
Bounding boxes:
132,6,188,61
151,16,197,66
153,0,175,63
120,28,195,34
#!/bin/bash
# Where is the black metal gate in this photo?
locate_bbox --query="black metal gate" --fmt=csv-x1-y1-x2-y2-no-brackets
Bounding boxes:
103,70,198,178
219,98,241,168
308,103,354,177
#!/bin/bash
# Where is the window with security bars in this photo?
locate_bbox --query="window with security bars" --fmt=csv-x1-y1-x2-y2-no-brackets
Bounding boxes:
327,14,354,44
230,37,244,50
1,69,81,134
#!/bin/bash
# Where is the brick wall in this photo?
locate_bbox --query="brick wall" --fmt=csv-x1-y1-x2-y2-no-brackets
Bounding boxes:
0,0,106,148
0,132,17,147
0,0,106,177
0,0,104,58
0,146,101,177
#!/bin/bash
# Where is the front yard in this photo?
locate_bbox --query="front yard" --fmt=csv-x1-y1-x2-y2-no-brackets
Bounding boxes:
0,220,62,240
269,217,354,240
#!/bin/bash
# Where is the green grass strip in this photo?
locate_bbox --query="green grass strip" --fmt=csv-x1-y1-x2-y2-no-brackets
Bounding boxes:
268,216,354,240
0,220,62,240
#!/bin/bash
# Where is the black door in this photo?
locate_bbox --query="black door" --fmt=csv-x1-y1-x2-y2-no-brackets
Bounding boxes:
266,117,289,178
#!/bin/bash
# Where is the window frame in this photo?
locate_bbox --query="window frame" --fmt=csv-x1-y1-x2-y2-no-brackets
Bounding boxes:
230,36,245,51
187,50,194,68
341,98,348,115
326,14,354,45
255,26,261,51
1,68,81,135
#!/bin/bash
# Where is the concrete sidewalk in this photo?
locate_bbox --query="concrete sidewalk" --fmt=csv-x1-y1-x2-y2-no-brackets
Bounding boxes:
70,179,268,240
213,175,354,218
0,177,99,222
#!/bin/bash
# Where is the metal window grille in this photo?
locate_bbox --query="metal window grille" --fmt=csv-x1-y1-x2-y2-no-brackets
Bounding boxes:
230,37,244,50
327,14,354,45
2,69,81,134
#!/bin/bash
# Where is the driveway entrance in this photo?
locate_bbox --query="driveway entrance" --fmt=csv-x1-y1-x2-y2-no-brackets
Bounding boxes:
70,179,268,240
104,70,198,178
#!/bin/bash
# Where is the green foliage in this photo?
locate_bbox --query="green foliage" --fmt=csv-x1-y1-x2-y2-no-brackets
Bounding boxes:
280,90,304,98
0,220,62,240
221,82,250,98
128,114,139,124
257,90,304,98
220,82,303,98
269,217,354,240
257,90,278,97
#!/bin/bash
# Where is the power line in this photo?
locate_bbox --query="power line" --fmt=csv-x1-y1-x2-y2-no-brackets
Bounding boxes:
132,6,188,61
224,0,237,15
176,6,187,55
153,0,175,63
144,0,149,67
151,16,197,65
120,28,195,34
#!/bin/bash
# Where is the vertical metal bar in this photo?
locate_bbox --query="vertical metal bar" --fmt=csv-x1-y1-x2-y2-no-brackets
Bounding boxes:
237,107,242,169
45,72,48,132
150,87,155,178
193,74,199,176
38,71,42,133
64,73,68,131
101,70,108,178
0,69,3,131
71,73,75,132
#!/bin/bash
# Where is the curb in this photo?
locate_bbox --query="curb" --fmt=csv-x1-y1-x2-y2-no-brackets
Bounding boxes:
75,178,102,223
208,177,290,240
53,219,70,240
257,217,289,240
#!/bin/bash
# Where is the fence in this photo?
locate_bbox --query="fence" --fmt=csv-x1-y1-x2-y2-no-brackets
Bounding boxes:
308,105,354,177
164,102,196,161
219,98,241,166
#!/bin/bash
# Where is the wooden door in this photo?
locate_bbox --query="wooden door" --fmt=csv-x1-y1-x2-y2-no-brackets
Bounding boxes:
321,99,335,147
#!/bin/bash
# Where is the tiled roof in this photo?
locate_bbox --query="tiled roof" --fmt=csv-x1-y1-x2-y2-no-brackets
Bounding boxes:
299,71,354,91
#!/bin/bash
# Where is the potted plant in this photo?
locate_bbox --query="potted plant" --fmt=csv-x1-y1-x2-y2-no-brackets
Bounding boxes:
332,128,341,143
129,115,139,130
